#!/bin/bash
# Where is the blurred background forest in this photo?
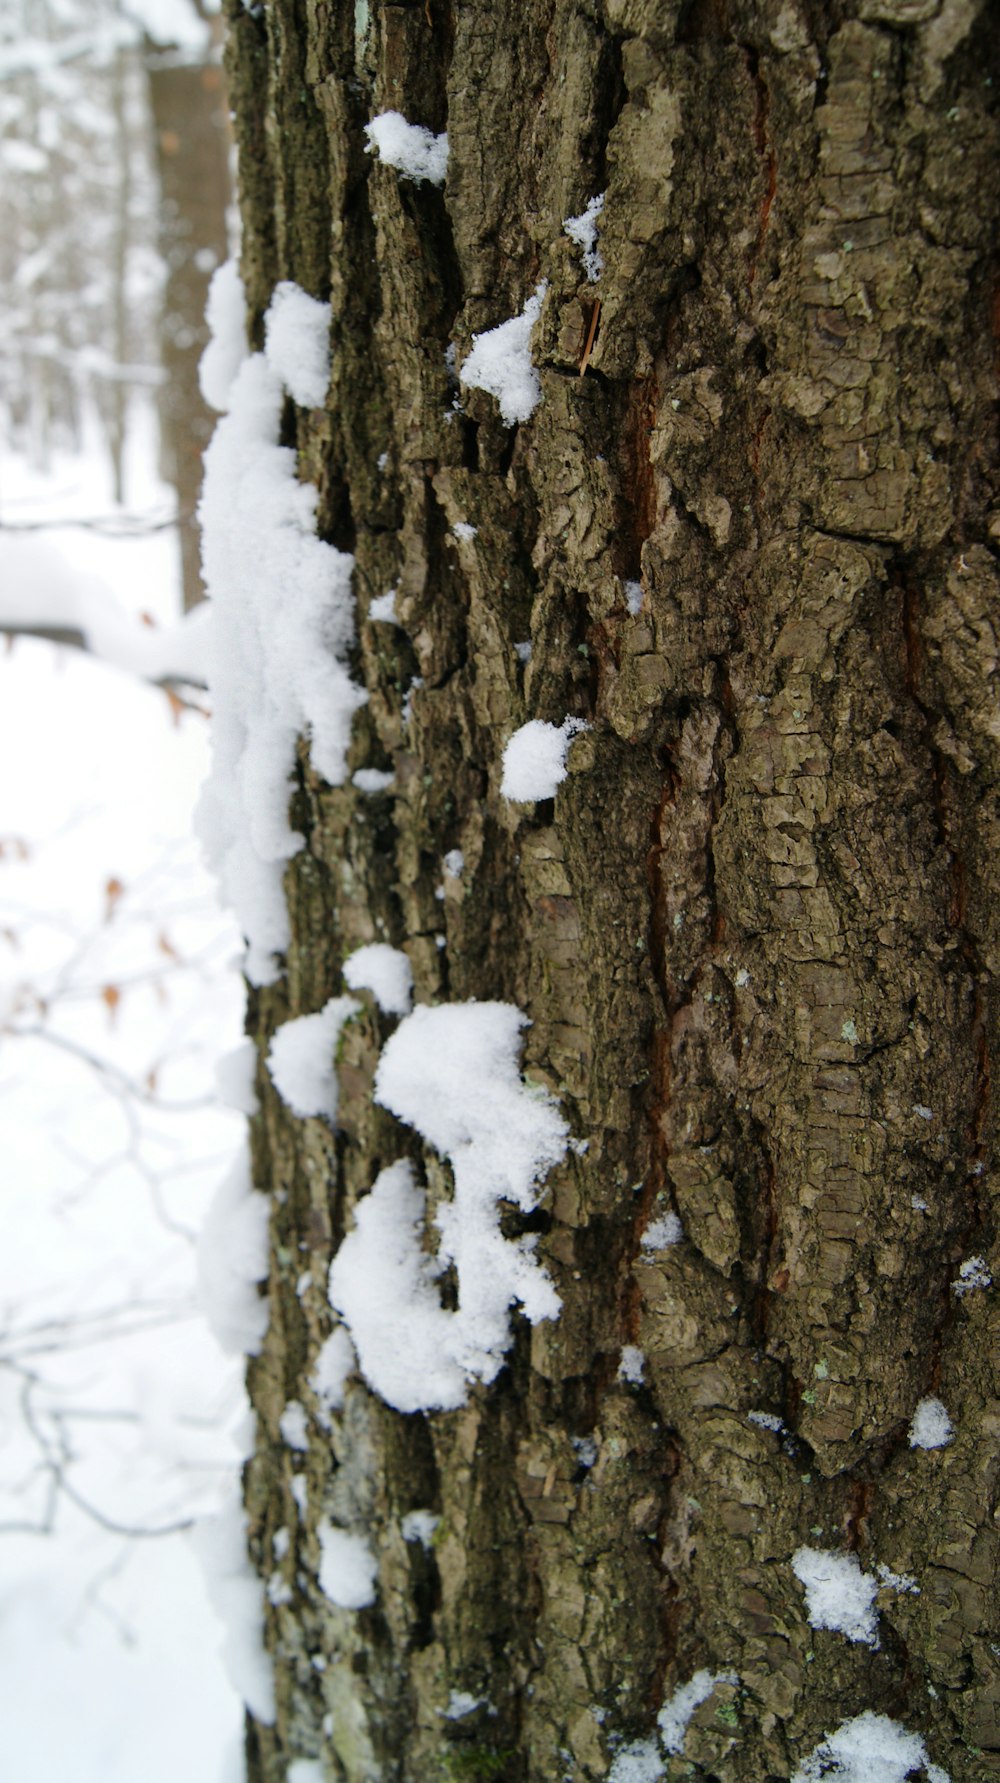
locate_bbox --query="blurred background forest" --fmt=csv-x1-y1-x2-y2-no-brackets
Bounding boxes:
0,2,247,1777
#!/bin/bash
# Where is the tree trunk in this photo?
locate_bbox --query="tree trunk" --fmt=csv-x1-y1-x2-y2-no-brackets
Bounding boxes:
222,1,1000,1778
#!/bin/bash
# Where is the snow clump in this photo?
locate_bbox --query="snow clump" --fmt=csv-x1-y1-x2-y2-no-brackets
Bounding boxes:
461,283,548,425
791,1547,879,1647
908,1395,953,1449
190,1490,275,1725
199,259,247,411
564,192,605,282
501,716,588,802
196,285,368,984
310,1326,355,1426
197,1142,270,1356
215,1039,259,1115
790,1711,950,1782
641,1211,683,1249
329,1000,568,1412
263,280,331,408
266,994,360,1121
364,111,449,186
317,1522,377,1609
343,943,413,1016
952,1254,992,1295
658,1670,740,1755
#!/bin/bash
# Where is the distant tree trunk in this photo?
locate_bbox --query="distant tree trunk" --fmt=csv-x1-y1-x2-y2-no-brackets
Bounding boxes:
224,2,1000,1779
147,42,231,609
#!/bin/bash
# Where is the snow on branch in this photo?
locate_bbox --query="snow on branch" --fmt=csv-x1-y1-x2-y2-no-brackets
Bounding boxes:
329,1001,567,1412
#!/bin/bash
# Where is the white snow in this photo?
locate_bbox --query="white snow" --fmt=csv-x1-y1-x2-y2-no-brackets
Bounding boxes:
443,848,465,878
196,313,368,984
443,1690,482,1720
501,716,588,802
790,1711,950,1782
564,192,605,282
908,1395,953,1449
618,1345,645,1385
190,1493,276,1726
460,283,547,425
747,1410,785,1433
608,1739,664,1782
215,1040,259,1115
263,281,332,409
197,1143,270,1356
329,1001,567,1412
452,521,477,541
952,1254,992,1295
401,1510,439,1548
317,1523,378,1609
310,1326,355,1425
658,1670,739,1755
199,260,248,413
266,994,360,1120
625,579,645,615
353,766,395,793
343,943,414,1016
364,111,449,186
791,1547,879,1647
279,1400,309,1451
287,1762,324,1783
368,588,399,623
877,1564,918,1594
641,1212,683,1248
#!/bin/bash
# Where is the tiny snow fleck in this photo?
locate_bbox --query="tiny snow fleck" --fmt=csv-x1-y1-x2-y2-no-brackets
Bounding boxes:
368,588,398,623
735,967,750,986
953,1255,992,1295
402,675,423,724
267,995,360,1121
747,1410,785,1433
296,1270,312,1297
443,849,464,878
658,1670,739,1756
279,1400,309,1451
452,522,477,541
501,716,589,802
841,1018,859,1044
343,942,414,1016
267,1571,293,1607
624,579,644,615
290,1473,308,1516
790,1710,951,1783
215,1040,259,1114
353,767,395,794
641,1212,683,1249
911,1195,928,1211
461,283,548,425
913,1103,934,1121
310,1326,355,1424
317,1523,377,1609
401,1509,439,1548
442,1690,482,1721
364,111,449,186
263,281,331,408
908,1395,953,1449
618,1345,645,1385
377,451,389,472
563,192,605,282
791,1547,879,1647
573,1435,598,1469
514,640,533,664
877,1565,919,1595
273,1527,290,1561
570,1137,589,1156
608,1739,664,1783
434,884,445,901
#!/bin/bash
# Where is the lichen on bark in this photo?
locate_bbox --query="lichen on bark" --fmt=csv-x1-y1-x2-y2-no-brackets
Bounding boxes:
220,0,1000,1777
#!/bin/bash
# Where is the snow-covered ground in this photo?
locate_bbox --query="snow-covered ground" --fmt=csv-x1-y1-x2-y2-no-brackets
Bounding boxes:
0,420,246,1780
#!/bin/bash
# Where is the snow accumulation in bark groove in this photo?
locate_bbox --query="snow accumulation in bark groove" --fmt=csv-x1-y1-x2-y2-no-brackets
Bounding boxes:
500,715,589,802
789,1711,950,1782
363,110,449,187
460,283,548,426
608,1670,740,1780
563,192,605,282
196,279,367,986
328,1001,568,1412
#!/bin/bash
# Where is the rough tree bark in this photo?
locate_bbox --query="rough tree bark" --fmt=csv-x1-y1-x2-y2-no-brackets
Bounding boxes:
222,1,1000,1778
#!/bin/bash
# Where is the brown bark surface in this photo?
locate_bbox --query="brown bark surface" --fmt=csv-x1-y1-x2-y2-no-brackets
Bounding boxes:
222,1,1000,1777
